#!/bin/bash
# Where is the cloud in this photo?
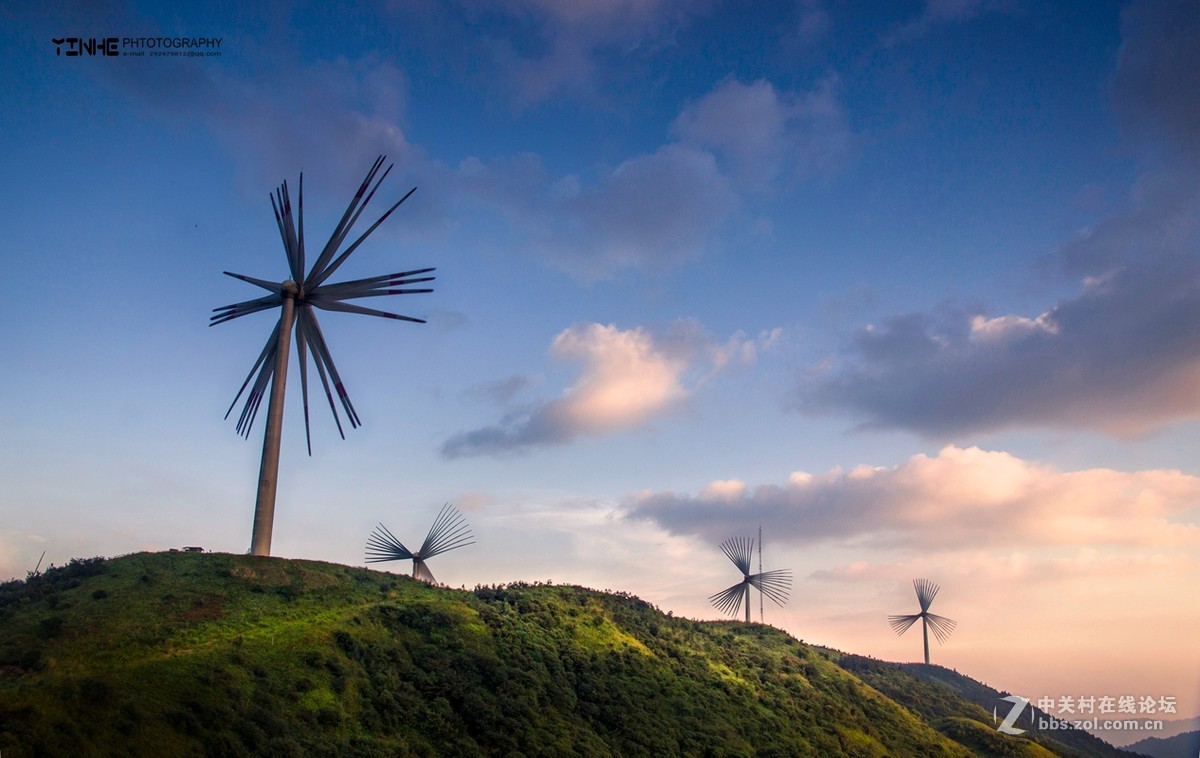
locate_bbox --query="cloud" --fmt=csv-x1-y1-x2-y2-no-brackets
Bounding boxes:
97,42,426,198
793,0,1200,440
549,144,739,276
467,375,541,405
625,445,1200,552
1112,0,1200,164
48,0,836,280
458,143,738,278
671,77,852,190
456,77,851,278
441,320,758,457
482,0,712,105
882,0,1013,46
797,242,1200,437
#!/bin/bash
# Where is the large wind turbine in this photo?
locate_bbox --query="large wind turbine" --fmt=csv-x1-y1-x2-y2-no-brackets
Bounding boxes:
213,156,434,556
710,534,792,623
889,578,957,665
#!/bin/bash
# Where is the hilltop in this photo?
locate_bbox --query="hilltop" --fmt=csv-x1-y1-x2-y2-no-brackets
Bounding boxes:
0,552,1141,756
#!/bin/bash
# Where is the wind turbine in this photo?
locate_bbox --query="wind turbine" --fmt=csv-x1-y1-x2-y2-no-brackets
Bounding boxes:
212,156,434,557
365,504,474,584
889,578,957,665
709,534,792,623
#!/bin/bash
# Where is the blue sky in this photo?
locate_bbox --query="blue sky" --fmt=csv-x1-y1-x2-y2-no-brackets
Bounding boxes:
2,0,1198,724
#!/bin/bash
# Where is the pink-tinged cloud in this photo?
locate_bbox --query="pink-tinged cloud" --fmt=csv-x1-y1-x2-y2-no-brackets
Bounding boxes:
813,548,1197,587
671,77,852,190
441,320,758,457
797,242,1200,437
625,445,1200,551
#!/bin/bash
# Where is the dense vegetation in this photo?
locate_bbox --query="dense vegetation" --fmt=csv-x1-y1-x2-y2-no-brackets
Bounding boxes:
0,552,1136,756
835,655,1139,757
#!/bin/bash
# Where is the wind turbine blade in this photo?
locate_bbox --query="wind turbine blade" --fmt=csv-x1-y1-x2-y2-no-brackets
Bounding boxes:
318,268,437,293
718,537,754,576
748,568,792,607
418,504,474,559
325,287,435,301
305,156,387,287
294,311,312,456
914,578,940,612
271,184,301,283
888,613,922,636
270,189,291,276
925,613,957,644
222,271,283,293
710,581,749,617
313,271,435,300
223,320,281,420
210,293,283,326
235,334,279,437
308,185,417,288
298,309,345,439
365,522,414,562
304,309,361,428
305,164,402,287
296,172,305,287
279,180,305,283
310,298,427,323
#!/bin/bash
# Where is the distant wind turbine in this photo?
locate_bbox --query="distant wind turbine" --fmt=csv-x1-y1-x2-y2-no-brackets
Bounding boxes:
710,534,791,623
212,156,434,557
889,578,957,665
365,504,474,584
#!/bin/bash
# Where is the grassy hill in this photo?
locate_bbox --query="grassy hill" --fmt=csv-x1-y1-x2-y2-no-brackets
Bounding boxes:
0,552,1139,756
834,655,1138,757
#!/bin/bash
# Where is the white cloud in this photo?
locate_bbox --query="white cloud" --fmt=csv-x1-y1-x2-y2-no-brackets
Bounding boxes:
441,320,760,457
625,445,1200,551
699,479,747,501
551,322,689,430
968,312,1058,341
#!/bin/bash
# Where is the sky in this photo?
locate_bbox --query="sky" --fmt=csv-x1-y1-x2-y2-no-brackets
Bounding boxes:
2,0,1198,725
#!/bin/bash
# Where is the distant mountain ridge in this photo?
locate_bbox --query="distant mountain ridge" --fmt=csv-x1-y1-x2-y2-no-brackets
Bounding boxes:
1124,729,1200,758
0,552,1143,756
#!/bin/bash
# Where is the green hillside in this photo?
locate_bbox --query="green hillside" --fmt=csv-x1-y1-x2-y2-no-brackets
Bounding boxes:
0,552,1133,756
834,655,1139,757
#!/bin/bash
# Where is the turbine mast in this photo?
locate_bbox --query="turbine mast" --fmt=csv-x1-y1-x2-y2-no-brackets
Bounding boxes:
758,526,764,623
922,614,930,665
251,282,298,556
